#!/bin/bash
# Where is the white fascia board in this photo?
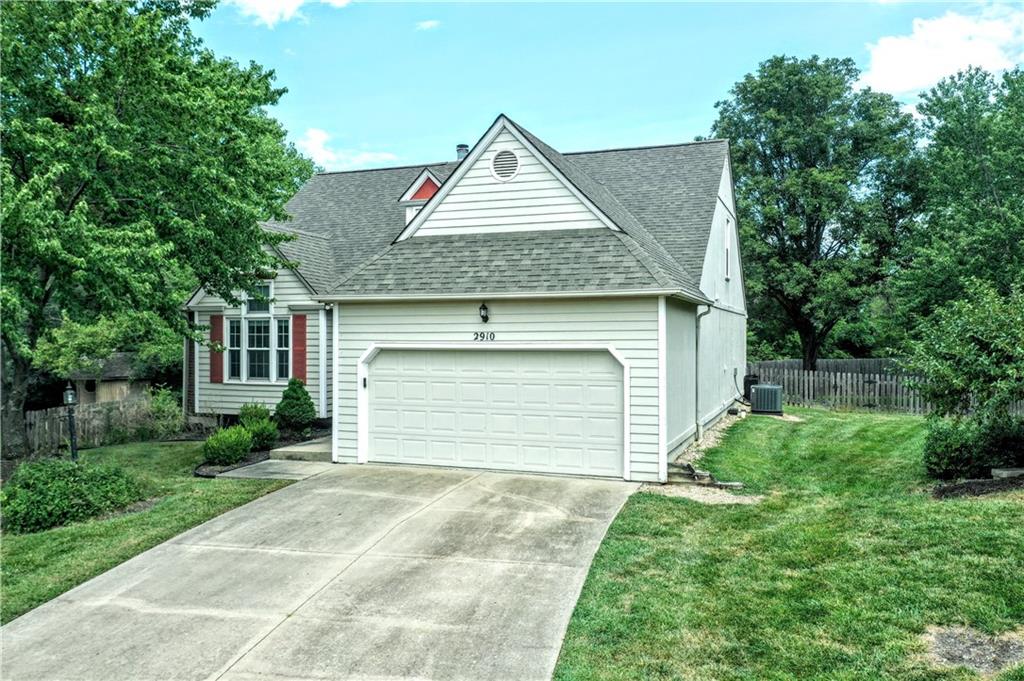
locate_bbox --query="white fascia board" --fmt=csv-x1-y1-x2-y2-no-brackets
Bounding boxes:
314,288,710,306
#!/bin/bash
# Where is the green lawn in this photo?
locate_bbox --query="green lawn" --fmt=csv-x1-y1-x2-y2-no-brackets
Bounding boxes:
0,441,290,624
555,409,1024,681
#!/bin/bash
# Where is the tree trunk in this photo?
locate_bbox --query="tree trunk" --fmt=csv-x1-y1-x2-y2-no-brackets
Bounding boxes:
799,330,821,371
1,353,32,457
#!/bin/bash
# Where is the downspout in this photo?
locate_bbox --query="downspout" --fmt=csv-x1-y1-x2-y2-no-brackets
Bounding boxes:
695,304,712,441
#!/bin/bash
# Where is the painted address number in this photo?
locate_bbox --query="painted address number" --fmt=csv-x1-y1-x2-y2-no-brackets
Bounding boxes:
473,332,496,341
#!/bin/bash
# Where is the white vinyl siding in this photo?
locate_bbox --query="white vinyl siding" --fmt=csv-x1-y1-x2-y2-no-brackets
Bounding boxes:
193,267,325,415
414,129,608,237
697,306,746,428
666,299,697,454
335,297,661,482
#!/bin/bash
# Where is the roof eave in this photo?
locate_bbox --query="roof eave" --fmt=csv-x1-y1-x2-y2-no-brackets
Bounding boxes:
313,288,710,304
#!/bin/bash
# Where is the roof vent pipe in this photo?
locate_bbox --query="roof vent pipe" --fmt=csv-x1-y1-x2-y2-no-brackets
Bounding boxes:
456,144,469,160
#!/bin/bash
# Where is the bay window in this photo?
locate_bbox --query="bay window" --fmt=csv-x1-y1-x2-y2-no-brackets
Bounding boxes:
222,281,294,382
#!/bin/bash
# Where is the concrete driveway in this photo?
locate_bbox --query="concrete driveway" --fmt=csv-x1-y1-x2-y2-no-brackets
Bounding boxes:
1,464,636,681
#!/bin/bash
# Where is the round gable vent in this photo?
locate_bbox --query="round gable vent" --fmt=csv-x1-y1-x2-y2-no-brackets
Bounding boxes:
491,149,519,181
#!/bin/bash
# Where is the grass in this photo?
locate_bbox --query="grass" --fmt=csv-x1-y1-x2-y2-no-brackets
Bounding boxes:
555,409,1024,681
0,441,290,624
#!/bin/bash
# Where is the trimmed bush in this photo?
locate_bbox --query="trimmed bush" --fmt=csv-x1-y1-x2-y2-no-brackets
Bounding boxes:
275,378,316,432
245,418,279,451
923,416,1024,480
203,426,253,465
1,459,145,534
238,403,271,428
149,387,184,439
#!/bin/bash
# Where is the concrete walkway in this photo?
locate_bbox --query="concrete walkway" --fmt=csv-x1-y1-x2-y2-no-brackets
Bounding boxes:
218,459,336,480
1,464,637,681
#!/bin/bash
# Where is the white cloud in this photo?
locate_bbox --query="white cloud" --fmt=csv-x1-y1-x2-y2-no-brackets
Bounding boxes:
227,0,350,28
415,19,441,31
860,4,1024,96
295,128,398,171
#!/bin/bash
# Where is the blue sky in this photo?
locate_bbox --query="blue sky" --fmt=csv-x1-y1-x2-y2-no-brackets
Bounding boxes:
192,1,1024,170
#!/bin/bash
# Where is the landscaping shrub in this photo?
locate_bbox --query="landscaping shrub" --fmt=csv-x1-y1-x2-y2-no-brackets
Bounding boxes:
1,459,145,534
202,426,252,465
245,417,279,451
275,378,316,432
149,387,184,439
238,403,272,428
923,415,1024,480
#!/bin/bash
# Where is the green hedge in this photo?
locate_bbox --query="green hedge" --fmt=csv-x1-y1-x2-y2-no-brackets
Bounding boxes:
1,459,145,534
923,416,1024,480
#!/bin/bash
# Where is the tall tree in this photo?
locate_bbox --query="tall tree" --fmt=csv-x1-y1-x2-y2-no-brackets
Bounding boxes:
891,67,1024,328
712,56,921,369
1,0,313,444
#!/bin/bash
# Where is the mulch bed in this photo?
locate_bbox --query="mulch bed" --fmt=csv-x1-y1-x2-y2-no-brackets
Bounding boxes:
194,450,270,478
275,426,331,448
933,476,1024,499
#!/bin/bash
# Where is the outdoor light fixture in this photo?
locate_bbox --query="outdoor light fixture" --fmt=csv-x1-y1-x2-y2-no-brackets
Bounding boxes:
63,382,79,461
479,302,489,323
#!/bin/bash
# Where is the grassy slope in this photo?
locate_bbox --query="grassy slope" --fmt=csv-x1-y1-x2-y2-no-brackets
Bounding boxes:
555,409,1024,681
1,441,289,624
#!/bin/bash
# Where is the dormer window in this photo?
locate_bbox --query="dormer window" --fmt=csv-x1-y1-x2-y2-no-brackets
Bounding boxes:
399,168,443,224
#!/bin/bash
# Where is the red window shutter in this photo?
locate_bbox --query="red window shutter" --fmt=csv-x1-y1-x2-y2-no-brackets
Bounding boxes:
292,314,307,383
210,315,224,384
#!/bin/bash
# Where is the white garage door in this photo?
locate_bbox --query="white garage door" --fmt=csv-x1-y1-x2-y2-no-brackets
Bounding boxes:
368,349,623,477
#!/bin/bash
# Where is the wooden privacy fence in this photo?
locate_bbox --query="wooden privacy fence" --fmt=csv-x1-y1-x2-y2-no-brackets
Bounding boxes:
747,360,1024,415
23,397,152,455
747,362,929,413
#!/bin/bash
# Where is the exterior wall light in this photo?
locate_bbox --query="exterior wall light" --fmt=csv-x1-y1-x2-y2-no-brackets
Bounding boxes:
479,302,489,323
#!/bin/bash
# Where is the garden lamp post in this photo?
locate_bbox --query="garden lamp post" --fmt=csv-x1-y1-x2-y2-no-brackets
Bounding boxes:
63,382,79,462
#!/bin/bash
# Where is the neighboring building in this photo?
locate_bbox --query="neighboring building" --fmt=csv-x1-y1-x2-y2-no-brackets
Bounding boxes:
70,352,152,405
183,115,746,483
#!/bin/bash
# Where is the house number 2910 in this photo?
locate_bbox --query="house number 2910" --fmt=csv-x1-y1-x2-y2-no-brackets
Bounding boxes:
473,332,495,341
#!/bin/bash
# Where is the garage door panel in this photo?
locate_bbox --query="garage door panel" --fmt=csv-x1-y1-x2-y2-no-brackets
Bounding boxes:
402,381,427,402
368,350,623,477
491,442,519,464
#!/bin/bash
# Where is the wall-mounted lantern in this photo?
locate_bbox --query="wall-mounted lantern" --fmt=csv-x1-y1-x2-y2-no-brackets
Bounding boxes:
479,302,489,323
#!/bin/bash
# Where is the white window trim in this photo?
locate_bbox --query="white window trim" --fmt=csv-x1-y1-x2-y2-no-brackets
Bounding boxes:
352,341,632,482
222,281,293,385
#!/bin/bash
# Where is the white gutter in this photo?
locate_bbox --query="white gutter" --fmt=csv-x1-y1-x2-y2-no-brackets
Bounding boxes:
313,288,711,306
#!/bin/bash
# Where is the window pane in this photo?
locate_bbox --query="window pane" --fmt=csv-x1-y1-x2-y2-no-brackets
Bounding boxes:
276,319,289,348
247,284,270,314
278,350,289,379
229,320,241,349
248,320,270,348
229,350,241,379
248,350,270,379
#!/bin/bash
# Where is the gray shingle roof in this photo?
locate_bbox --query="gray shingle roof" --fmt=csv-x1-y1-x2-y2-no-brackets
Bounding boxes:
333,229,677,296
69,352,146,380
263,117,727,302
